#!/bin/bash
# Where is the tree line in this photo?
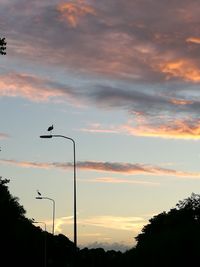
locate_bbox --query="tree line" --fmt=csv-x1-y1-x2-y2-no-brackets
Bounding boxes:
1,177,200,266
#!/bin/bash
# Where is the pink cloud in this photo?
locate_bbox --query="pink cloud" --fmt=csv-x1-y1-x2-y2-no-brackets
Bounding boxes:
0,133,10,139
1,159,200,178
0,72,76,103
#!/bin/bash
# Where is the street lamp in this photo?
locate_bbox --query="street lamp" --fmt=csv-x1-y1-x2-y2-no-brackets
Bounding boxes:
40,134,77,249
32,220,47,267
35,195,55,235
33,220,47,231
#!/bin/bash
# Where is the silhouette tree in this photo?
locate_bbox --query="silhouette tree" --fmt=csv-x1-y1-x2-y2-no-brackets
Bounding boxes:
0,177,75,267
0,38,6,55
134,193,200,266
77,247,123,267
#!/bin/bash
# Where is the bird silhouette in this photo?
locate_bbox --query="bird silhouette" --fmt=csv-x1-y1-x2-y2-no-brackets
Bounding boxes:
47,125,53,132
37,190,41,196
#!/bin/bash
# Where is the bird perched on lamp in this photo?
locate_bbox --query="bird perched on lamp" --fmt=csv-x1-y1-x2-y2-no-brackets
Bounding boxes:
37,190,41,196
47,125,53,133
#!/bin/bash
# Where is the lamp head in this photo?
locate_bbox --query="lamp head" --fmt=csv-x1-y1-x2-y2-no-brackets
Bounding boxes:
40,135,52,138
36,196,43,199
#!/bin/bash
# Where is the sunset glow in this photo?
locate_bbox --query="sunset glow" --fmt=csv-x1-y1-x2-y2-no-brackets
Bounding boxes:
1,0,200,251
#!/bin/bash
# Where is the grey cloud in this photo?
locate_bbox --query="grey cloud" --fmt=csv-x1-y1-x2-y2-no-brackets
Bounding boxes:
86,83,200,121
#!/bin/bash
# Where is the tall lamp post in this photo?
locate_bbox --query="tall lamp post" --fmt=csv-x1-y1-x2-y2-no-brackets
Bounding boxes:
40,134,77,249
36,195,55,235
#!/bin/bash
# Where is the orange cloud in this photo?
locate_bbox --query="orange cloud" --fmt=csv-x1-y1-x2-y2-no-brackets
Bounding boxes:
122,119,200,140
170,99,193,105
0,73,63,102
80,119,200,140
186,37,200,44
159,60,200,82
57,0,96,27
0,72,80,105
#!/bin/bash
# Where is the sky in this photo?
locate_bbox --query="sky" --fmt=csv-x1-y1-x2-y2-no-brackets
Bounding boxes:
1,0,200,251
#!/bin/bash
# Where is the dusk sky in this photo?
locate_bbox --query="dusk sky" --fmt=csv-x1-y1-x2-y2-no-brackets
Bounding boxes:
1,0,200,251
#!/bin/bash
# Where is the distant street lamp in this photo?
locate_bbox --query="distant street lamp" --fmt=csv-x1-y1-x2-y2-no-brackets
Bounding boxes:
40,133,77,249
36,193,55,235
33,220,47,231
32,220,47,267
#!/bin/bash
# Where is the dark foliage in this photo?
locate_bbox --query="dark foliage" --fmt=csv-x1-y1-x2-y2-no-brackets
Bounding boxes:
0,38,6,55
2,177,200,266
0,177,75,267
77,247,123,267
134,193,200,266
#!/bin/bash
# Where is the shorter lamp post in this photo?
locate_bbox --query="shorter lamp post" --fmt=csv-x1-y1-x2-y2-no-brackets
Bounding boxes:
36,196,55,235
33,220,47,267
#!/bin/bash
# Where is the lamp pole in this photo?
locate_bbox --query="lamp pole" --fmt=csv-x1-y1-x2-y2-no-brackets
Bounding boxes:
33,220,47,267
36,196,55,235
40,134,77,249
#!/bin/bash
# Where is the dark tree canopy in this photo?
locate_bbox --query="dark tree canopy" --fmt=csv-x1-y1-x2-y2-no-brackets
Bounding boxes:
134,193,200,266
0,177,26,222
2,177,200,266
0,178,75,267
0,38,6,55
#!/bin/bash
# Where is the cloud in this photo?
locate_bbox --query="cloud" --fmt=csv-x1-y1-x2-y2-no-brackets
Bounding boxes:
54,216,73,233
55,214,146,232
57,0,97,28
75,161,200,178
80,93,200,139
89,83,200,116
85,177,159,186
53,214,148,249
80,123,119,134
1,159,200,179
2,71,200,140
0,159,52,169
158,59,200,82
2,0,200,140
2,0,200,82
0,72,79,104
0,133,10,139
79,215,145,232
186,37,200,45
81,118,200,140
121,119,200,140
